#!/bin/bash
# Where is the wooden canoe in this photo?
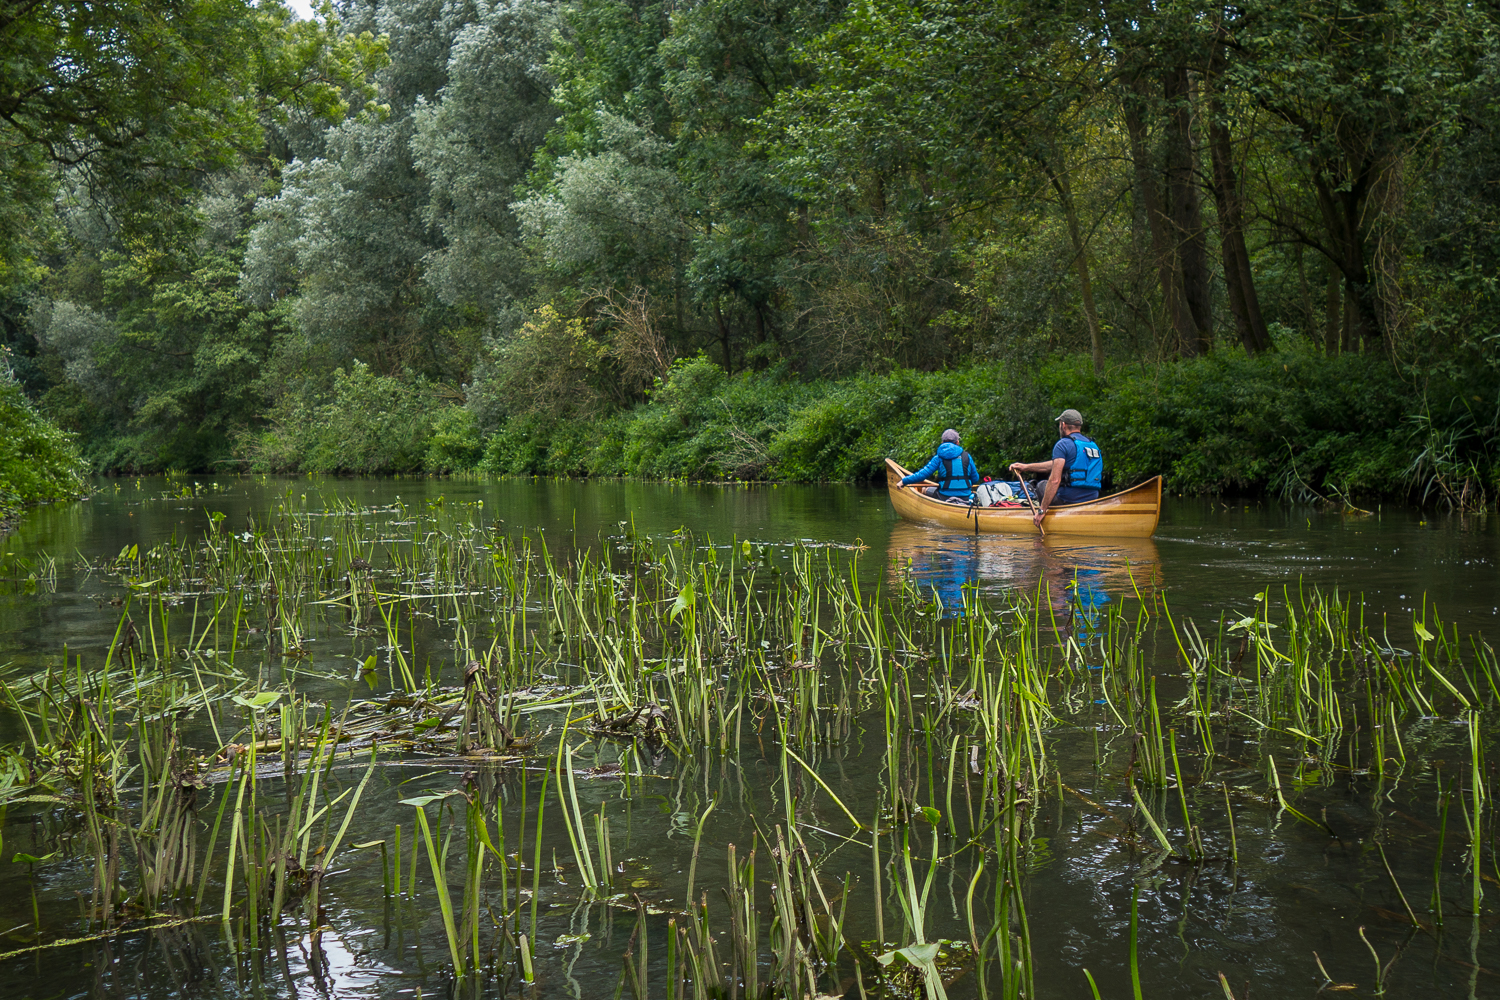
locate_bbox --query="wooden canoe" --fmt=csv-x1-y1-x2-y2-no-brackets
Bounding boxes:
885,458,1162,537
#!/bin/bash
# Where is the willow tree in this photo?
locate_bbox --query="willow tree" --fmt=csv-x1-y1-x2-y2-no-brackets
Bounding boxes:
243,0,480,382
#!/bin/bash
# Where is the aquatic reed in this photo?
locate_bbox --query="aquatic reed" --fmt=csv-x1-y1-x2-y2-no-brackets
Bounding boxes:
0,491,1494,998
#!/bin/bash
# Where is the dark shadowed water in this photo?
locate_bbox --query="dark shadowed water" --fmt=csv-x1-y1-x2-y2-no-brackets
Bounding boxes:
0,476,1495,999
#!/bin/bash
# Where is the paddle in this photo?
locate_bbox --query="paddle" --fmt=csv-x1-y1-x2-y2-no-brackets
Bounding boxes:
1015,469,1044,536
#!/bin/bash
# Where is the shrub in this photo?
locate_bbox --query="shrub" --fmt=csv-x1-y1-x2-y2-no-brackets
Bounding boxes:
1081,347,1412,495
425,406,484,473
0,350,85,521
244,363,447,474
466,344,1497,503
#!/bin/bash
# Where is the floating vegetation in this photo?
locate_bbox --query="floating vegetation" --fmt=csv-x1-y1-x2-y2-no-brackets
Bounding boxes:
0,492,1494,997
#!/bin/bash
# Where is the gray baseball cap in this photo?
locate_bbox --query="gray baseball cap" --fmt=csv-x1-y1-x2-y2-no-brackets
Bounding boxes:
1054,408,1083,425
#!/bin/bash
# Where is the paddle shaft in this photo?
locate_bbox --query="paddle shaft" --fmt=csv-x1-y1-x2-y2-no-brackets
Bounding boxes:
1016,469,1045,535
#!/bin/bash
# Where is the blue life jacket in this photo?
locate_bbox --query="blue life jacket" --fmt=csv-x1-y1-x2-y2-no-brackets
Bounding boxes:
1065,433,1103,489
938,450,977,496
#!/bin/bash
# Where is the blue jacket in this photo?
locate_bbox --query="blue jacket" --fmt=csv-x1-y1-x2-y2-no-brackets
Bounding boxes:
902,443,980,497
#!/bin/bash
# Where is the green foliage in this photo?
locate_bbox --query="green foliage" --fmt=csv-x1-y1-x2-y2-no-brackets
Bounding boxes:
619,357,812,479
9,0,1500,510
0,352,84,522
1085,348,1413,496
465,347,1499,502
483,303,612,420
0,1,261,281
516,0,842,371
0,1,385,289
425,406,485,473
242,0,491,385
245,362,448,474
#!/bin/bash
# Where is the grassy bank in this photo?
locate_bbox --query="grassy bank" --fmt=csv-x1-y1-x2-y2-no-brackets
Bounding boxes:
241,345,1499,506
0,352,85,527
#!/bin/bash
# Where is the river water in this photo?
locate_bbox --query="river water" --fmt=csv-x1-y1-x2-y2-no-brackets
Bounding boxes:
0,476,1495,999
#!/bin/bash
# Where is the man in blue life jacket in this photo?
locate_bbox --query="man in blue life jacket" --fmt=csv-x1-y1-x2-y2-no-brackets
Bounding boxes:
898,428,980,502
1008,408,1102,528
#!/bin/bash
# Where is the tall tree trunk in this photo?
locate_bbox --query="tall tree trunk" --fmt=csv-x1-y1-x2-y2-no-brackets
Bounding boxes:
1207,101,1271,353
1311,166,1384,350
1123,76,1196,357
714,299,732,372
1043,159,1104,374
1324,267,1341,355
1164,66,1211,355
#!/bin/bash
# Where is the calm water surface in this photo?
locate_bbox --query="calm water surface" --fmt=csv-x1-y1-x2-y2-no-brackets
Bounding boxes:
3,477,1493,654
0,476,1495,999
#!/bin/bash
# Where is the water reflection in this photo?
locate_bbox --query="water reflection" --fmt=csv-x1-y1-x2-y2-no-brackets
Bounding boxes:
885,522,1162,628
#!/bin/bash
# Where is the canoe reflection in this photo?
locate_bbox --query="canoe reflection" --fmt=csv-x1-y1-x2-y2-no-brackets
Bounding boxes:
886,522,1162,626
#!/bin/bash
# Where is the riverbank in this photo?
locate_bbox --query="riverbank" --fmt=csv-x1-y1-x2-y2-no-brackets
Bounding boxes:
238,345,1498,507
0,359,85,531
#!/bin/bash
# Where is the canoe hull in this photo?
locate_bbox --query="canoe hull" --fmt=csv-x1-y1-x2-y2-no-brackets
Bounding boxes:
885,459,1161,537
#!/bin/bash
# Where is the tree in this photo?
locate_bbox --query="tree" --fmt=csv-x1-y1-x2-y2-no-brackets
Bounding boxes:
0,2,382,284
764,0,1112,369
412,0,562,319
1232,0,1492,352
0,1,260,278
514,0,840,374
244,0,480,384
16,2,386,469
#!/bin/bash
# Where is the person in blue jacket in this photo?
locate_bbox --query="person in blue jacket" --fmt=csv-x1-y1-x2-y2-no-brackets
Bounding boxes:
1008,408,1102,528
899,429,980,501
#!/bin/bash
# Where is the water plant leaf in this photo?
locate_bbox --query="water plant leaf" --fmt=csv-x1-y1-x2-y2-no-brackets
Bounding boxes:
875,943,950,1000
1422,659,1471,709
1129,781,1175,853
231,691,281,711
1413,622,1435,642
12,852,55,864
399,791,461,809
669,581,695,621
352,840,385,849
876,942,942,967
917,805,941,825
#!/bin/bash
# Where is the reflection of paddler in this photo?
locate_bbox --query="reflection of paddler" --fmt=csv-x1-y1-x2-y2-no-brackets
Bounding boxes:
895,532,979,616
886,522,1161,615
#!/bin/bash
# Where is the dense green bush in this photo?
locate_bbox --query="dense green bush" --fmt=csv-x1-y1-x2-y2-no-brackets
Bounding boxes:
465,345,1497,502
233,346,1498,504
243,363,450,475
424,406,485,473
0,353,85,522
1087,347,1414,495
